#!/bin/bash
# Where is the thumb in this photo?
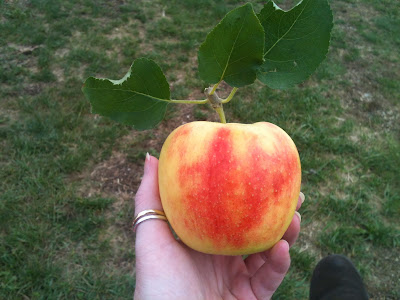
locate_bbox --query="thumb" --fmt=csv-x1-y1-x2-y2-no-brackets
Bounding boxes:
134,153,174,242
135,153,163,213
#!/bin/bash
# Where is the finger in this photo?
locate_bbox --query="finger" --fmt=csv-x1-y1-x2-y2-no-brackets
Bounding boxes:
134,154,175,245
135,153,163,213
245,213,300,276
282,211,301,247
250,240,291,300
245,192,304,275
245,251,270,277
296,192,305,210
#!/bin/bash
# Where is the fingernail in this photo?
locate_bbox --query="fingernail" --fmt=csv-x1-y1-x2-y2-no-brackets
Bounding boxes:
143,152,151,174
300,192,305,204
295,211,302,222
280,239,290,252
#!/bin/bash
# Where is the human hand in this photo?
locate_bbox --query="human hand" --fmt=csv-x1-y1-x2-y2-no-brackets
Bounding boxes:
134,154,304,300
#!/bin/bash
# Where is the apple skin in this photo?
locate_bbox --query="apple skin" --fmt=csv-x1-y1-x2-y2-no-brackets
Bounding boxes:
158,121,301,255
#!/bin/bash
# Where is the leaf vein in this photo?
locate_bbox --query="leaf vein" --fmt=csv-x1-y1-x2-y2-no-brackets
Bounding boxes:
85,87,170,103
220,14,248,80
264,0,311,58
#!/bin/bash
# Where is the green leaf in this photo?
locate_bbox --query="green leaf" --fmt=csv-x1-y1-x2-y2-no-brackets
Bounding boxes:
198,3,264,88
82,58,170,130
257,0,333,89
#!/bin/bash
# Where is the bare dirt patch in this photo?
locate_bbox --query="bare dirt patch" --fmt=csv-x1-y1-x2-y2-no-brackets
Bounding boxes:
90,151,141,196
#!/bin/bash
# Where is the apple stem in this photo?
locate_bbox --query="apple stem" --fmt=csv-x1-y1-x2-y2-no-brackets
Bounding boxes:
215,106,227,123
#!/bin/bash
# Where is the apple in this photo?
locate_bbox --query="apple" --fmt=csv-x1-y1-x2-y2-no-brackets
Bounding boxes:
158,121,301,255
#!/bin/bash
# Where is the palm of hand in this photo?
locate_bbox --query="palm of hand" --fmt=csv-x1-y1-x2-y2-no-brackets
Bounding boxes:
135,227,292,300
134,155,301,300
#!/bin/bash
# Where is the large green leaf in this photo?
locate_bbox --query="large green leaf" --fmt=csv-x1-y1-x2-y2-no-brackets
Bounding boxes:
198,3,264,88
82,58,170,130
257,0,333,89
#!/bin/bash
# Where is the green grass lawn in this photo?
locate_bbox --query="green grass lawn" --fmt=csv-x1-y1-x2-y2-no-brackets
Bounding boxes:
1,0,399,299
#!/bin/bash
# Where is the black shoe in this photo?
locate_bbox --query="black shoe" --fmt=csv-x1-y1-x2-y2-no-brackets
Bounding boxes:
310,254,369,300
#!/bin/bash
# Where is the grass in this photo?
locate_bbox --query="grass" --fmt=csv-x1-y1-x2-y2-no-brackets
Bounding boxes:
1,0,399,299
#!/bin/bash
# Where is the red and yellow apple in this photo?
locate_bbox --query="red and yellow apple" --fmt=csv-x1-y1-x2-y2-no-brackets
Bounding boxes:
158,121,301,255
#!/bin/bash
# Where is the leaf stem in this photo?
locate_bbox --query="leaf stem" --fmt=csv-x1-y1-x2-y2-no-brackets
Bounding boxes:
170,99,208,104
209,80,221,95
221,87,238,104
215,105,227,123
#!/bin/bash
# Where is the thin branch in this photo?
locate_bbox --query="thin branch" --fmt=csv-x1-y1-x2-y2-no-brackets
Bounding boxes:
221,87,238,104
209,80,222,95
